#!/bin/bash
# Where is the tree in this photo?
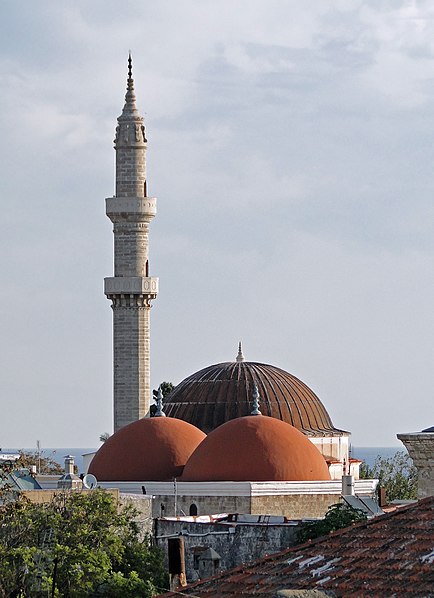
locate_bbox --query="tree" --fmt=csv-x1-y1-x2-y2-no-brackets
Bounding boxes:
359,450,417,501
158,382,174,398
99,432,111,443
0,489,167,597
297,503,367,543
17,450,64,475
151,382,175,416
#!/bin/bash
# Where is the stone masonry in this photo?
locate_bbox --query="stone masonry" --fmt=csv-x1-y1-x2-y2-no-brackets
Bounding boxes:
105,55,158,432
397,429,434,498
155,517,300,584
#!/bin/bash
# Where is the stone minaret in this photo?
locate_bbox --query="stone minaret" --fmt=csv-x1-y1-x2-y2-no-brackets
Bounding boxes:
105,55,158,432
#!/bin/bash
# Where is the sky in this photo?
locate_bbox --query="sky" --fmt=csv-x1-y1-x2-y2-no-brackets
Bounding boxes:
0,0,433,449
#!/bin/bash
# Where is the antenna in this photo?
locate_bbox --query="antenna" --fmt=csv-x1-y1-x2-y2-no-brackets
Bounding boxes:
82,474,98,489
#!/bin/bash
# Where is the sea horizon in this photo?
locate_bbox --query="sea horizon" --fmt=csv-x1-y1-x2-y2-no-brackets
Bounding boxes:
1,445,406,474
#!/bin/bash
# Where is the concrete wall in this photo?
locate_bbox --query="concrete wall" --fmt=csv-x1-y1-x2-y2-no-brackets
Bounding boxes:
155,518,300,583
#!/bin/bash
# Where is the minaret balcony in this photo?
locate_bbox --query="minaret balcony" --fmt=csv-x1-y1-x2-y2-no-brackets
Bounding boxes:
104,276,158,296
106,196,157,219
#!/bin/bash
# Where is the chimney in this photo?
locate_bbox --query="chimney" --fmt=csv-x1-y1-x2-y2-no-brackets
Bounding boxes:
57,455,83,490
342,474,355,496
168,537,186,590
64,455,75,475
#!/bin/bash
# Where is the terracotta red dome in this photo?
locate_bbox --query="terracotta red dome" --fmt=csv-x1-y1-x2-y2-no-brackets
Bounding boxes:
181,415,331,482
89,417,206,481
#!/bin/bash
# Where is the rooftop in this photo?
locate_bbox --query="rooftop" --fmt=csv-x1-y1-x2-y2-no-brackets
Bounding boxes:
160,495,434,597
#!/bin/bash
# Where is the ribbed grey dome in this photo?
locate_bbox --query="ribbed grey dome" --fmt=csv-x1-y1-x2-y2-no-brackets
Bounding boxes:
164,361,347,437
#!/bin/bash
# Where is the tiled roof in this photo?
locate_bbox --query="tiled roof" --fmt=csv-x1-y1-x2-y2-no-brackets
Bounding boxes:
159,496,434,597
0,471,42,491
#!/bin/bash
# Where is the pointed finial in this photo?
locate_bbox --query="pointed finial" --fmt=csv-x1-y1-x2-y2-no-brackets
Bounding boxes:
119,52,138,117
236,341,245,363
128,51,133,80
250,384,261,415
155,386,166,417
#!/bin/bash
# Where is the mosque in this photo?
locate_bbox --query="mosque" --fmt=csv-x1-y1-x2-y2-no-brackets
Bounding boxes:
87,57,375,518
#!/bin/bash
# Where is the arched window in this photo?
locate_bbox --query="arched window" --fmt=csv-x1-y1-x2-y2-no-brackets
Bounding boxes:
189,503,198,516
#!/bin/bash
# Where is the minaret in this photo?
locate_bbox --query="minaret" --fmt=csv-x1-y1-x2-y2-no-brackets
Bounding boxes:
104,55,158,432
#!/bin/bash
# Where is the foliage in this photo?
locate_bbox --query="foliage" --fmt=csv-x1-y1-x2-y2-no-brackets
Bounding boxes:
359,450,417,501
0,459,17,500
159,382,174,398
0,488,167,597
18,450,64,475
297,503,368,543
99,432,111,443
151,382,175,416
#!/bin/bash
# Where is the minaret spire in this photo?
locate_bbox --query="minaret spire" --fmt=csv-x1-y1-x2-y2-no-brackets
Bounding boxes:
105,56,158,432
120,52,139,119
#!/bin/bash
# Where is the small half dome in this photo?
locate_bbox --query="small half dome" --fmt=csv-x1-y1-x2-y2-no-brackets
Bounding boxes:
89,417,206,481
181,415,331,482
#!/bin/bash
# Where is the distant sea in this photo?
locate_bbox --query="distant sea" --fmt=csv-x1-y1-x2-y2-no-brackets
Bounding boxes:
1,448,96,474
1,446,405,474
352,447,404,467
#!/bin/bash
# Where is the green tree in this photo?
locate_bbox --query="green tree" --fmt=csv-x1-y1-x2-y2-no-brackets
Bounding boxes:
159,382,174,398
297,503,367,544
17,450,64,475
0,489,167,597
359,450,417,501
0,458,19,501
151,382,174,416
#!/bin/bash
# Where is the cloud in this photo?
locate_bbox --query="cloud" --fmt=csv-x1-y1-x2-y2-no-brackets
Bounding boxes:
0,0,433,446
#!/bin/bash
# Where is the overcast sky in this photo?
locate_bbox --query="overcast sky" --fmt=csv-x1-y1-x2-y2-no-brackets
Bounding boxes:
1,0,433,449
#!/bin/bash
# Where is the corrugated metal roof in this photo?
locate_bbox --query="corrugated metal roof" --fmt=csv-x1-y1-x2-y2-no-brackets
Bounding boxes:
160,496,434,597
164,361,347,436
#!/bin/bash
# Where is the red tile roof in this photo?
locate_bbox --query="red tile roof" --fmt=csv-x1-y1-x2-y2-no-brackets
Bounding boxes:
159,496,434,597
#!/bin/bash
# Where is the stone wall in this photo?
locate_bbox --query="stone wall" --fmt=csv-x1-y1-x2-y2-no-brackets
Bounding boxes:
21,490,153,536
22,488,120,503
155,518,300,583
251,493,341,519
397,432,434,498
152,493,251,518
138,490,347,520
119,493,153,537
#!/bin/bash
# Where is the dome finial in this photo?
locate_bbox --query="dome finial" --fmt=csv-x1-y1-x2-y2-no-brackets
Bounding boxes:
155,386,166,417
250,384,262,415
236,341,245,363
